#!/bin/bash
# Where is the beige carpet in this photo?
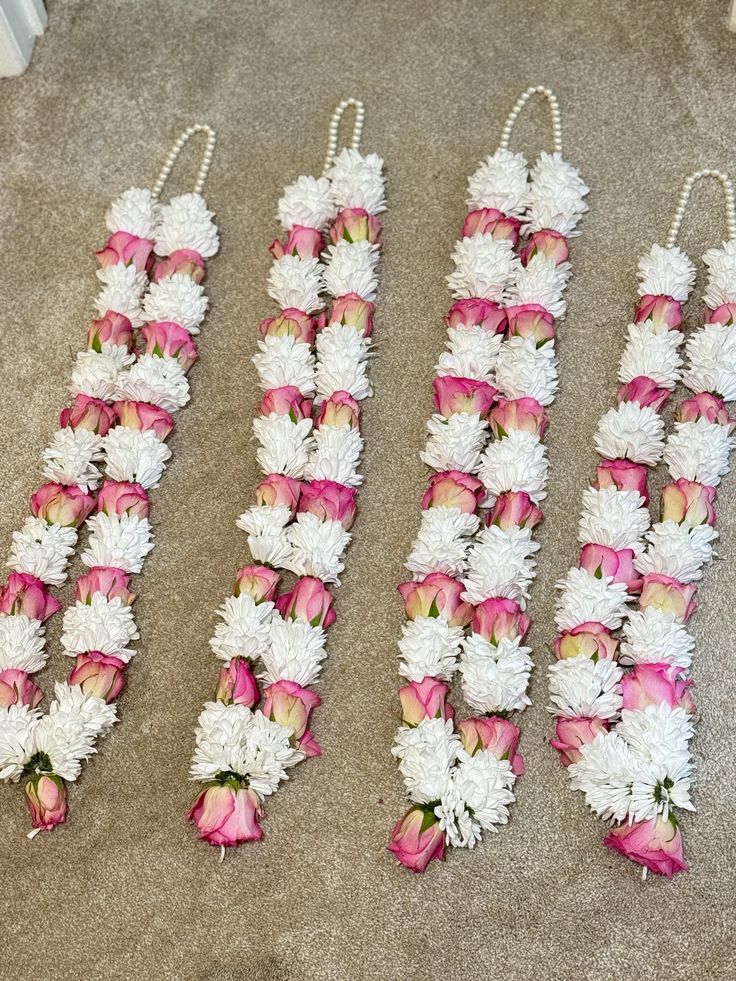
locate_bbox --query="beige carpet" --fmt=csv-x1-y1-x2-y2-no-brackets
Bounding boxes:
1,1,735,978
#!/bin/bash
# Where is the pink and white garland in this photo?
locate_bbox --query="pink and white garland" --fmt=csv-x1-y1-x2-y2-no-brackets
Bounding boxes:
0,126,218,833
548,169,736,878
389,88,588,872
187,101,386,848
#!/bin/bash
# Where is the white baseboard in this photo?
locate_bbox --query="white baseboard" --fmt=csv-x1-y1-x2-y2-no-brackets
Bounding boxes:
0,0,47,77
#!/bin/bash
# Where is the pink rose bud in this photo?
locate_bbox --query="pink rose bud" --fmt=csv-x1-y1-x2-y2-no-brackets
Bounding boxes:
471,597,530,644
661,479,716,526
0,572,61,622
461,207,521,246
328,293,375,336
639,573,697,622
433,376,497,416
506,304,555,345
487,491,543,531
676,392,734,430
604,815,687,877
276,576,336,627
59,393,116,435
215,657,259,707
255,473,302,515
68,651,126,702
25,772,67,831
140,321,199,372
87,311,134,352
0,668,43,708
186,780,263,846
445,298,507,334
550,716,609,767
622,662,695,714
706,301,736,326
555,621,618,661
259,385,312,421
234,565,281,603
634,294,683,330
579,543,640,590
97,480,150,518
315,390,361,429
75,566,136,606
153,248,206,284
259,308,318,345
30,483,96,528
298,479,357,529
457,715,524,774
520,228,570,266
95,230,154,272
270,224,324,260
399,678,454,726
329,207,382,245
297,730,322,757
388,805,445,873
421,470,484,514
489,397,548,438
397,572,474,627
594,458,649,503
262,679,321,741
113,400,175,441
617,375,671,412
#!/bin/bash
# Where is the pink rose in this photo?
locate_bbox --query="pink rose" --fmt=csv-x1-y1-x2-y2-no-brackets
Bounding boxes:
604,815,687,878
30,483,95,528
298,479,357,529
75,566,136,606
262,679,321,741
579,543,640,590
471,597,530,644
259,308,318,345
388,805,445,872
621,662,695,713
298,730,321,757
259,385,312,421
114,400,175,440
462,208,521,245
487,491,543,530
433,376,497,416
594,458,649,502
520,229,569,266
276,576,336,627
421,470,483,514
661,479,716,526
255,473,302,514
617,375,671,412
0,668,43,708
0,572,61,622
457,715,524,774
153,248,206,284
506,304,555,344
328,293,375,336
270,224,324,260
140,321,199,372
555,621,618,661
398,572,474,627
329,208,381,245
95,230,154,272
315,391,360,429
489,397,548,438
634,294,683,330
445,298,507,334
676,392,734,430
215,657,259,707
234,565,281,603
68,651,126,702
639,573,697,622
550,716,609,766
59,394,116,435
399,678,454,726
97,480,150,518
87,311,134,352
186,781,263,846
706,301,736,326
25,773,67,831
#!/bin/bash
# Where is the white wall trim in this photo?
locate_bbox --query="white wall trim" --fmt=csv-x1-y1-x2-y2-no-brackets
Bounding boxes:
0,0,47,77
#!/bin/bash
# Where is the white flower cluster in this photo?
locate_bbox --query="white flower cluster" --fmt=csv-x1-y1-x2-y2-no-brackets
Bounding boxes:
523,152,590,238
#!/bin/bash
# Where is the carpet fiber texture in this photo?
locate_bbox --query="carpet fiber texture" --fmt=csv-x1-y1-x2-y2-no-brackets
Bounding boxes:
1,2,735,979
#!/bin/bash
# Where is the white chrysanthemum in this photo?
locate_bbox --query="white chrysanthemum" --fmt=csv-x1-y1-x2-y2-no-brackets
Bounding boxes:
305,425,363,487
96,261,148,297
143,273,208,334
459,633,532,714
555,567,630,631
61,595,138,660
253,334,316,395
42,427,104,491
0,614,46,673
446,234,517,301
115,354,190,413
103,427,171,489
398,616,465,682
436,325,504,382
524,152,589,237
462,525,539,606
0,704,39,781
260,614,327,688
105,186,157,238
618,322,683,388
448,751,516,840
548,655,623,719
70,344,135,401
494,335,558,405
620,607,694,672
209,593,274,664
252,415,314,478
277,174,335,231
664,418,735,486
314,324,372,401
595,401,665,466
154,192,219,258
466,148,528,216
405,506,480,578
267,255,324,313
322,240,379,302
33,682,117,781
478,428,549,503
7,518,77,587
282,513,350,585
635,520,717,583
619,703,694,765
235,504,292,567
703,239,736,309
682,321,736,401
94,280,144,328
637,244,696,302
327,148,386,214
578,486,650,551
392,718,460,805
508,253,569,320
421,413,489,474
81,513,154,575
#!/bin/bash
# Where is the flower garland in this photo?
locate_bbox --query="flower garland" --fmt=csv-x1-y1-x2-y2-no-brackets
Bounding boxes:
0,125,218,834
187,100,386,849
389,87,588,872
548,169,736,878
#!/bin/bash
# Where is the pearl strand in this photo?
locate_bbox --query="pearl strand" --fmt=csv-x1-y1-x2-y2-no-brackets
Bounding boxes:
322,98,365,176
665,168,736,248
152,123,217,200
499,85,562,156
